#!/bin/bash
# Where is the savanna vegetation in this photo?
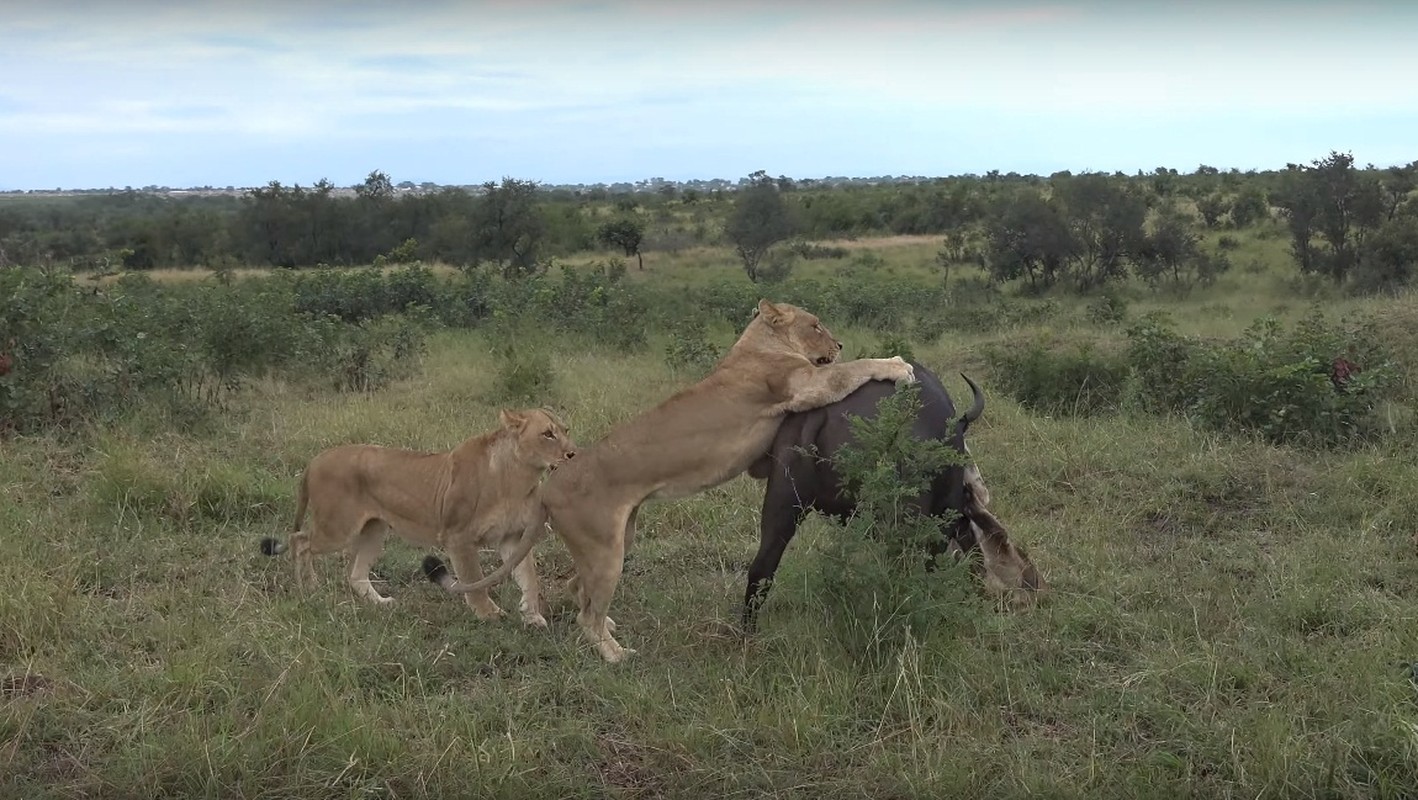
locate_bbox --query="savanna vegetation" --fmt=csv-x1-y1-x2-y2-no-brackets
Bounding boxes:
2,150,1417,798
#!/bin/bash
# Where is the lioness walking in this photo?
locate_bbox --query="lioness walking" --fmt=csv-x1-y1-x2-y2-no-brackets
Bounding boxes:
261,408,576,626
444,300,917,662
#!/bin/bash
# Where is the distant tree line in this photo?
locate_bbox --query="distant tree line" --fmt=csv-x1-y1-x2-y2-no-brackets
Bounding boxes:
976,152,1417,294
1,154,1414,293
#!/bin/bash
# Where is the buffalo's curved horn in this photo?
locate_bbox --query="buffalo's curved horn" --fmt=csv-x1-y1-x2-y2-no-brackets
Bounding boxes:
959,373,985,424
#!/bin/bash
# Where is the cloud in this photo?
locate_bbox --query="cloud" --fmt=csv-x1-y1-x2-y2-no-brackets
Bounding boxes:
2,0,1416,188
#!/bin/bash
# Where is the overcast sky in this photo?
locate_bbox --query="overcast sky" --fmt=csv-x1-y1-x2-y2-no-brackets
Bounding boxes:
3,0,1415,190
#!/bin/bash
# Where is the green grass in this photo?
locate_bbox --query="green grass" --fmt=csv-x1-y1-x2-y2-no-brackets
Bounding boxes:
4,231,1418,798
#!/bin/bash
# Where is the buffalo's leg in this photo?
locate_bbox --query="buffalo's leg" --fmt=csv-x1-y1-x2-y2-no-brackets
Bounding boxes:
742,500,809,632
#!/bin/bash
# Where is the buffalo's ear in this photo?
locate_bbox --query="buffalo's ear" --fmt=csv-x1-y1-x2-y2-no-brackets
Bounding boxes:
756,299,787,327
499,409,528,430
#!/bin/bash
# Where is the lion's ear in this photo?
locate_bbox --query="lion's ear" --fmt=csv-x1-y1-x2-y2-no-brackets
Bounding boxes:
756,299,786,326
499,409,528,430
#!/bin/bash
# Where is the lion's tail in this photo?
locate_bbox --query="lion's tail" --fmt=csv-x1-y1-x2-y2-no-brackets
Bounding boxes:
439,514,549,595
422,555,457,590
260,470,310,557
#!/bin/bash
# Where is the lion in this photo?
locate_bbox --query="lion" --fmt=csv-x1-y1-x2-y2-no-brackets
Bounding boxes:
259,407,576,626
435,299,918,662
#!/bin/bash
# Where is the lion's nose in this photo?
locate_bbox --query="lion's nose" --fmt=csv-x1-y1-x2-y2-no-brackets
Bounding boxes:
565,450,576,459
834,339,843,349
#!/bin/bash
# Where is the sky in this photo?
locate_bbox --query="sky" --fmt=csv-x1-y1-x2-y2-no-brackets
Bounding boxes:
3,0,1416,190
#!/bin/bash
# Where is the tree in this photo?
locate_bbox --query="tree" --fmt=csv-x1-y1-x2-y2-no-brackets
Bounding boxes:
597,218,645,269
1150,166,1178,198
1228,187,1268,228
1051,172,1147,290
1354,211,1418,292
353,170,397,262
468,178,545,279
355,169,394,201
984,190,1074,290
1196,194,1227,228
1132,209,1228,291
1274,151,1383,284
1379,162,1417,221
725,170,799,282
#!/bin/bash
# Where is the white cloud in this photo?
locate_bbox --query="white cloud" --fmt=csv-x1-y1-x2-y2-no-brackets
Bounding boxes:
2,1,1416,187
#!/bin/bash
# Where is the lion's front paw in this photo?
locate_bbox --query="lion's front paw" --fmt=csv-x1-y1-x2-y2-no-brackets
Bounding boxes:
879,356,916,384
522,612,550,629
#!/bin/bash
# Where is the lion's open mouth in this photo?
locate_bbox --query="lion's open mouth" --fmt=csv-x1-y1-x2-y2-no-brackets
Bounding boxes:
814,355,834,366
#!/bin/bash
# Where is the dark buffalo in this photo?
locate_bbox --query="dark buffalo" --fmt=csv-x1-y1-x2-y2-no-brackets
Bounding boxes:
742,361,1042,629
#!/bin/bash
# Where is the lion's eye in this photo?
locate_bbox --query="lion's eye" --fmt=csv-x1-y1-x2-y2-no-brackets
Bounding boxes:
813,324,822,332
542,430,556,439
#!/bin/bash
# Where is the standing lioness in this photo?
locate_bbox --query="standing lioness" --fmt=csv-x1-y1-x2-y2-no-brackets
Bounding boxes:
260,408,576,626
445,300,917,662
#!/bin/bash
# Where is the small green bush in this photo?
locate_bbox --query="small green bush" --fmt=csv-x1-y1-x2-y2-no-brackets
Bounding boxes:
860,332,916,364
990,309,1401,446
664,317,721,376
984,338,1128,416
1085,289,1129,326
800,384,976,667
786,240,849,260
487,316,558,404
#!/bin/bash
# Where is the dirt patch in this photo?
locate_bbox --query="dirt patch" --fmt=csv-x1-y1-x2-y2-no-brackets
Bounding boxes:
596,735,678,796
819,234,940,250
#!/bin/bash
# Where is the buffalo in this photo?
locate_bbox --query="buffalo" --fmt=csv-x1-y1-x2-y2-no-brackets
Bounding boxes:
742,361,1042,629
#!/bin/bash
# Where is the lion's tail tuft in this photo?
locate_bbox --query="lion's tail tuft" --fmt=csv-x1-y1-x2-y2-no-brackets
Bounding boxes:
422,555,456,590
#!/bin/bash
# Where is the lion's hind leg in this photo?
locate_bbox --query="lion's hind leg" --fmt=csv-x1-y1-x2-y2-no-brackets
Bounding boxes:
557,503,634,663
290,530,316,591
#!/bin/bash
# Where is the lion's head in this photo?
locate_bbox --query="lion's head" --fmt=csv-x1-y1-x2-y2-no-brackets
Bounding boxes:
501,407,577,471
740,299,843,366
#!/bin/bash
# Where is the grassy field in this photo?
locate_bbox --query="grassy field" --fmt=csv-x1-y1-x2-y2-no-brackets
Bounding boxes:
4,231,1418,798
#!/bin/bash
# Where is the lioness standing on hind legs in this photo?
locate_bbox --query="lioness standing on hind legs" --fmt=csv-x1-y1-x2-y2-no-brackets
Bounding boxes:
260,408,577,627
439,300,918,663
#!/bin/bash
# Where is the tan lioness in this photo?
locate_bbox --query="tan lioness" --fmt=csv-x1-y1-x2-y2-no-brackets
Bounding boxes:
259,408,576,626
443,300,917,662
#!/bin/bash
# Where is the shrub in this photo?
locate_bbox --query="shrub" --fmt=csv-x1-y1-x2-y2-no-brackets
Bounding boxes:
860,332,916,364
1122,313,1200,412
992,311,1401,445
543,260,649,353
487,316,557,404
386,238,419,265
983,337,1128,416
799,384,976,667
664,317,721,376
754,249,797,284
1122,312,1398,446
0,267,83,431
1351,214,1418,294
292,264,444,323
786,240,849,260
302,311,430,394
1184,315,1397,446
1085,289,1129,326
